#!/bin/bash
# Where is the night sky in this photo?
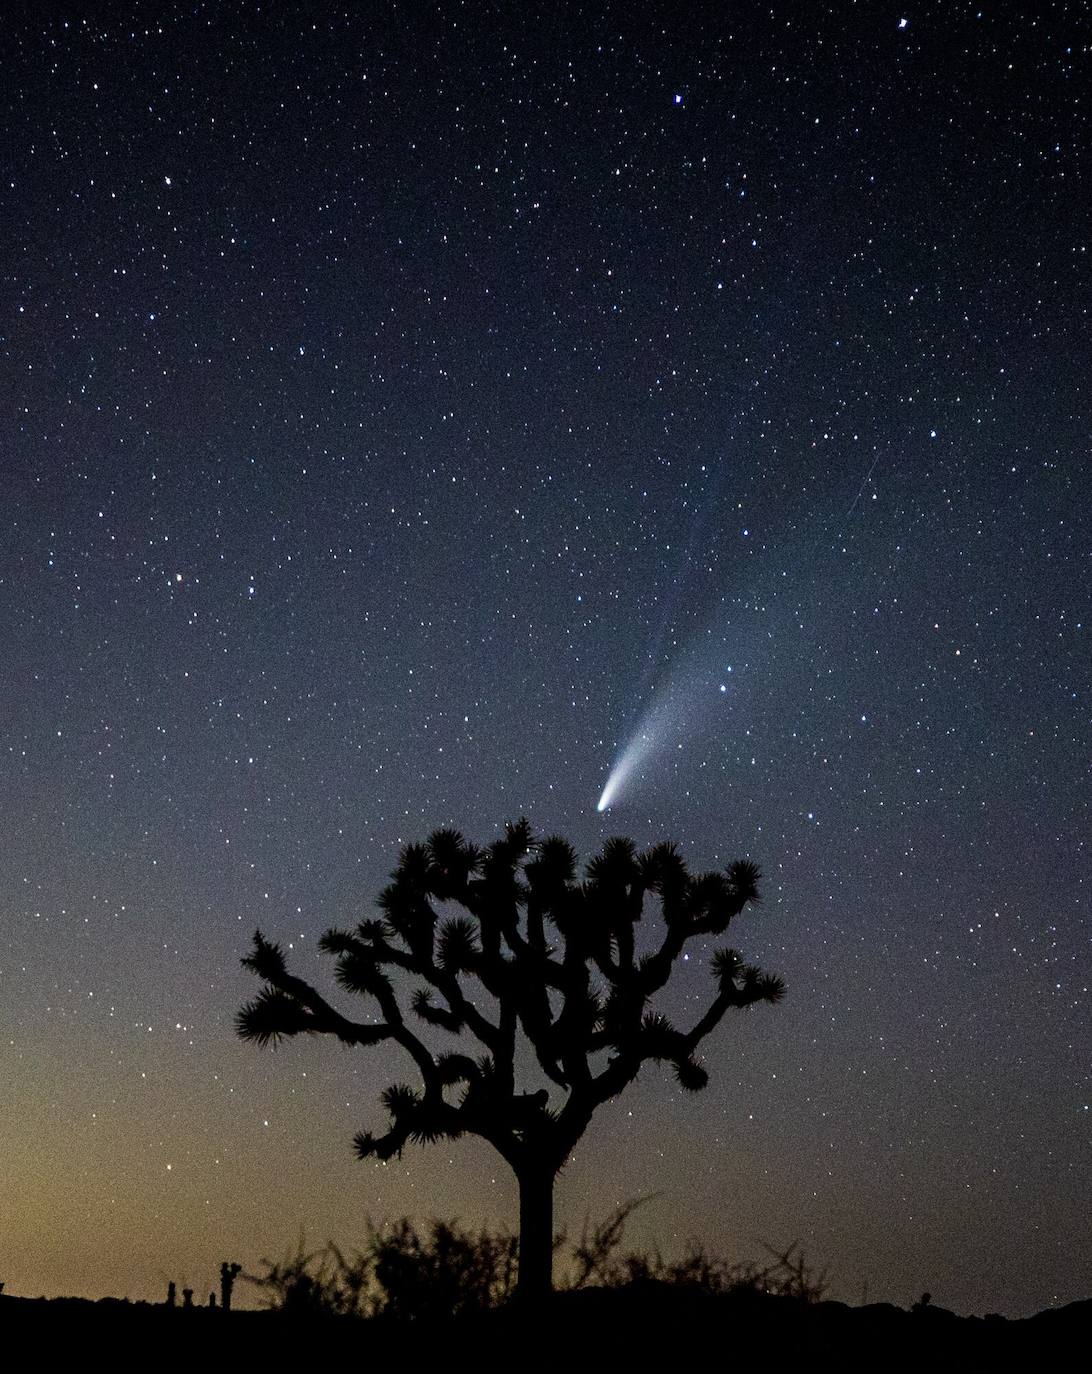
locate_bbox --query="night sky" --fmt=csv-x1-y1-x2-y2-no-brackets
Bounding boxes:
2,3,1088,1317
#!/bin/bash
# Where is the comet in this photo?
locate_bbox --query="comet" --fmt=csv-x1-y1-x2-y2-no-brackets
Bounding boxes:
596,672,699,812
596,648,732,812
596,727,659,811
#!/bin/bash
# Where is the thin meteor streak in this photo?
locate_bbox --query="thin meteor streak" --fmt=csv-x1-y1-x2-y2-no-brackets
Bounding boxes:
844,452,880,521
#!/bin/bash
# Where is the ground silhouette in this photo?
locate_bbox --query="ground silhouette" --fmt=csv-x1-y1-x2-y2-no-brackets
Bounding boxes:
237,819,783,1296
3,1203,1085,1367
2,1289,1088,1367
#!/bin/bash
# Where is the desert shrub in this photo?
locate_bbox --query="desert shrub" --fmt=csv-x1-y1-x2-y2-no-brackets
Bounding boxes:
246,1237,370,1318
246,1201,826,1319
369,1218,519,1320
564,1198,827,1302
247,1218,517,1320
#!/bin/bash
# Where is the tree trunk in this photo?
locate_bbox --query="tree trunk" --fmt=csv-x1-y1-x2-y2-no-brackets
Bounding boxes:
516,1165,554,1300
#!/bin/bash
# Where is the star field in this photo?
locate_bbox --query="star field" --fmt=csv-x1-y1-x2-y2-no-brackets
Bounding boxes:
1,3,1088,1314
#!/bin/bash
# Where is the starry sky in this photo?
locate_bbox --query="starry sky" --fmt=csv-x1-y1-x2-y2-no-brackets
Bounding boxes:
2,2,1088,1317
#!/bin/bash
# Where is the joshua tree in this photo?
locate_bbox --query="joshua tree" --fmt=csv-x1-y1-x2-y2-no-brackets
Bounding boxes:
237,820,784,1300
220,1260,242,1311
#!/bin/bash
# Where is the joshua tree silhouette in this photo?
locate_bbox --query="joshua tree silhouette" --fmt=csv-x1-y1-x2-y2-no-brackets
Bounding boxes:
220,1260,242,1311
237,820,784,1299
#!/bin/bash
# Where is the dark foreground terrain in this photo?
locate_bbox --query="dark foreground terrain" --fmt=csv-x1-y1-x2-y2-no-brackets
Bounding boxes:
2,1285,1088,1367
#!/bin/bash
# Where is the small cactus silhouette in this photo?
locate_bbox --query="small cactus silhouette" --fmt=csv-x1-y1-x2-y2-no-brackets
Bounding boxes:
220,1260,242,1311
